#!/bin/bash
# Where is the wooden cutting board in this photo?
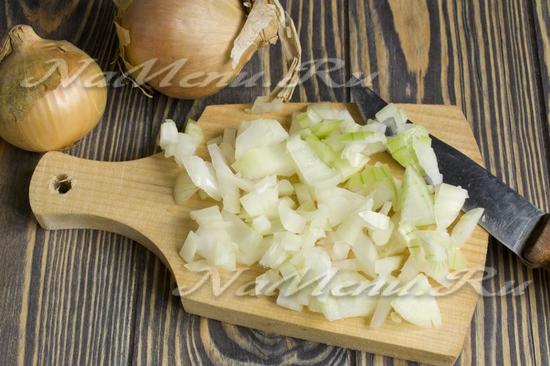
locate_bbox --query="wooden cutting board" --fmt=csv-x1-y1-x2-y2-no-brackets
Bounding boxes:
29,103,489,366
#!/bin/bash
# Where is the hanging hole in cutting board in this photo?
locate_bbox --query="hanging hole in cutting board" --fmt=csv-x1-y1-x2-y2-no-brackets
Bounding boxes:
50,174,72,194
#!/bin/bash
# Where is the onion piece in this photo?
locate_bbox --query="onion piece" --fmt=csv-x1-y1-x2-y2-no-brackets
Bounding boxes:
286,134,342,187
278,200,306,234
375,103,408,135
235,119,289,159
387,125,430,176
208,144,242,213
399,166,435,227
240,176,279,218
412,136,443,185
222,211,267,266
232,143,295,179
159,120,179,153
451,208,485,247
434,184,469,230
359,211,390,231
252,215,272,235
181,156,221,201
180,231,200,263
391,274,442,328
277,179,294,196
173,170,199,204
316,188,369,227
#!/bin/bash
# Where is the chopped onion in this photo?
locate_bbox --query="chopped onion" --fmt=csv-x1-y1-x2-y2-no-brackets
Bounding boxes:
208,144,241,213
277,179,294,196
278,200,306,234
159,120,178,153
451,208,484,247
232,143,295,180
413,136,443,185
391,274,442,328
174,133,201,165
181,156,221,201
235,119,289,159
359,210,390,231
252,215,272,235
240,176,279,218
316,188,369,227
173,170,198,204
399,166,435,227
434,184,469,230
287,134,342,187
375,103,407,135
157,103,484,329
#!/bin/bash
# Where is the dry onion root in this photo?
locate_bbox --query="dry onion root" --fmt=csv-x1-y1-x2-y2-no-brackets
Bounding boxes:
114,0,301,105
0,25,107,152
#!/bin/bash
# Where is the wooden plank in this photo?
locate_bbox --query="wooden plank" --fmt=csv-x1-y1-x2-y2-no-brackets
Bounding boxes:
0,147,40,366
1,0,221,365
532,0,550,165
0,1,145,365
1,0,548,365
267,0,350,103
348,1,550,365
0,1,165,365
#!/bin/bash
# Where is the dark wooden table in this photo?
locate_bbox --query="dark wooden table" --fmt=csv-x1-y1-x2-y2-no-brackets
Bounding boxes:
1,1,549,365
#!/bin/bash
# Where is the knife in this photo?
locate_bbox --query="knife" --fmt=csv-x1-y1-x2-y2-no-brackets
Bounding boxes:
350,79,549,270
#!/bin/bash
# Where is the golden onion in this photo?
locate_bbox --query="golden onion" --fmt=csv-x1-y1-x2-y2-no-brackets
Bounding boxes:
0,25,107,152
114,0,301,101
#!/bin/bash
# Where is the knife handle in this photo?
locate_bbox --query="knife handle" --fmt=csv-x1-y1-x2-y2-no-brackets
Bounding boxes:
523,214,550,270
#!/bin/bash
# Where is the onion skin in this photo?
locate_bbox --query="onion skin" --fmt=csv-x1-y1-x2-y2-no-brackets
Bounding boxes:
0,25,107,152
116,0,249,99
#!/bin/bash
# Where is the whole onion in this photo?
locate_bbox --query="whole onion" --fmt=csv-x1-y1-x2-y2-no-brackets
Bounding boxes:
114,0,301,101
0,25,107,152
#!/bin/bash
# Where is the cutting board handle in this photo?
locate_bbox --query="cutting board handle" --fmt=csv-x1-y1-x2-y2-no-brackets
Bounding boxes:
523,214,550,270
28,151,183,265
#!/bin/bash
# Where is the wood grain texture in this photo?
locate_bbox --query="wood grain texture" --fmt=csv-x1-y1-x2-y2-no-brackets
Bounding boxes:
0,0,549,366
532,0,550,183
348,0,550,365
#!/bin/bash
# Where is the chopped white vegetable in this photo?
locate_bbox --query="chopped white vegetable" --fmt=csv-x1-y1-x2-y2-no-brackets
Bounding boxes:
173,170,198,204
232,143,295,179
287,134,342,187
399,166,435,227
208,144,241,213
158,104,484,329
375,256,403,278
359,210,390,231
316,188,369,227
235,119,289,159
375,103,407,135
451,208,484,247
252,215,272,235
434,184,469,230
277,179,294,196
159,120,179,152
391,274,442,328
180,231,199,263
185,119,203,144
174,133,201,164
369,220,394,246
181,156,221,201
240,176,279,218
413,136,443,185
278,200,306,234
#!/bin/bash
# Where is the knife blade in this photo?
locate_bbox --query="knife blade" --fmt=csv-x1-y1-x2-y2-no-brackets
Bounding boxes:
350,78,549,269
